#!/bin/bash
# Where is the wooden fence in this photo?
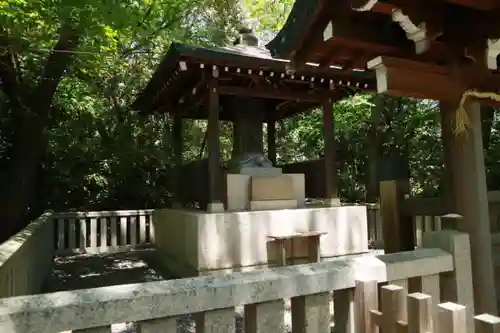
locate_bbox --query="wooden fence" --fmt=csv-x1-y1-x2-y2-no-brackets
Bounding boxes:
0,230,481,333
52,209,155,255
366,203,442,248
358,282,498,333
367,191,500,248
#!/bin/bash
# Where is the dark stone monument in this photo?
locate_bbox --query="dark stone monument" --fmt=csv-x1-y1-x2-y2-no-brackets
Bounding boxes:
378,154,410,182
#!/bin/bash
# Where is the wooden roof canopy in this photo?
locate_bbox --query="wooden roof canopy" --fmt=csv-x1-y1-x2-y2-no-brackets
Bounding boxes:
131,33,375,122
266,0,500,101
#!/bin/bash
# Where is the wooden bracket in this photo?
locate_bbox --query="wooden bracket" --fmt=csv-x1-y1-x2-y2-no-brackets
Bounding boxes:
367,56,456,100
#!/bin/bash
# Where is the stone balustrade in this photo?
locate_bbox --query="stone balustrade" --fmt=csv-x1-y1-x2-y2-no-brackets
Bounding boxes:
0,230,472,333
0,212,54,298
52,209,155,255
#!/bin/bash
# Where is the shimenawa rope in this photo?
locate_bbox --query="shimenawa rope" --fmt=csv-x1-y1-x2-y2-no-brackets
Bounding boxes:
455,90,500,135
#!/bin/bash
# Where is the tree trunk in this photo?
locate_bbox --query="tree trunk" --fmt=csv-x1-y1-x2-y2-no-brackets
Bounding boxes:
0,25,79,241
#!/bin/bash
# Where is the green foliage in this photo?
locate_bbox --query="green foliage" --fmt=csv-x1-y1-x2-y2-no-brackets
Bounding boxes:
0,0,499,218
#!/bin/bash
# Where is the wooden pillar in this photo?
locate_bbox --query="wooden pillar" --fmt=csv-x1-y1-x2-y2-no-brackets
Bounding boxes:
322,99,339,206
366,96,383,203
207,78,223,212
378,154,413,253
172,112,183,207
379,180,413,253
440,99,497,314
440,102,457,213
267,119,277,166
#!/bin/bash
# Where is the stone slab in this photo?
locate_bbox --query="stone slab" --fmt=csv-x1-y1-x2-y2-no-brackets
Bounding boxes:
249,199,298,211
251,175,295,201
226,174,305,211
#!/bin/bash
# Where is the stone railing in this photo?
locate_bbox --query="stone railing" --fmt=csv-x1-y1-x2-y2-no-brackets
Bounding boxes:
0,230,476,332
0,212,54,298
52,209,155,255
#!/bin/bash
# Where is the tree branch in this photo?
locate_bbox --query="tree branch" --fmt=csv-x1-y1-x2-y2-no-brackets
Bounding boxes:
30,23,79,119
0,34,25,107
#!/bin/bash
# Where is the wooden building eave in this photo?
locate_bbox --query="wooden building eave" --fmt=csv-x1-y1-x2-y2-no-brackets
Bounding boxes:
130,41,375,121
267,0,500,69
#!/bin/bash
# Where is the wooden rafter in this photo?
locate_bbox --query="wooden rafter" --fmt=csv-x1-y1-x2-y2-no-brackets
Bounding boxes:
218,85,338,102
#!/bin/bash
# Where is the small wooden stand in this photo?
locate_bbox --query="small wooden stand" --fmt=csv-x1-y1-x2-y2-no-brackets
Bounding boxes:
267,231,326,267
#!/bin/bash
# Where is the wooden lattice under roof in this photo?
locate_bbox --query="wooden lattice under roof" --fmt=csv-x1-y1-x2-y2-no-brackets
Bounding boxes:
131,42,375,121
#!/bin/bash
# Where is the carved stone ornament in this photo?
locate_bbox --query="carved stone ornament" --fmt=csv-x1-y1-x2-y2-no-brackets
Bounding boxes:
229,153,273,169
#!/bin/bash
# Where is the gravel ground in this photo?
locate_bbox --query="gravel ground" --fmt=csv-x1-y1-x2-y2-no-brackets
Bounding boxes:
43,248,165,293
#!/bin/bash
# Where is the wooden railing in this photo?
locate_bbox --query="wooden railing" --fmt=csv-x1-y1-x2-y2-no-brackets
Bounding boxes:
367,204,459,248
52,209,155,255
0,230,475,332
360,283,498,333
367,191,500,248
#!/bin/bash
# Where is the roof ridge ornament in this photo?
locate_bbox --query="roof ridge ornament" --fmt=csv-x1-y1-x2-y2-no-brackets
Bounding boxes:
235,26,259,47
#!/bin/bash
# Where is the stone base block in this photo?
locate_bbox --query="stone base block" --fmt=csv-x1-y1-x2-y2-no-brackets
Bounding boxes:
325,198,341,207
250,199,298,211
207,202,224,213
154,205,369,277
251,175,295,201
226,173,305,211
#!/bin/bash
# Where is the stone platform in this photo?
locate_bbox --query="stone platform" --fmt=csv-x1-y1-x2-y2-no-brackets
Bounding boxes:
153,205,369,277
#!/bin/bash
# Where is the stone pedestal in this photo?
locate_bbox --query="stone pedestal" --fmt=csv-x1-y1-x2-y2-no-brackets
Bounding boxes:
225,173,305,211
153,205,369,277
230,167,282,177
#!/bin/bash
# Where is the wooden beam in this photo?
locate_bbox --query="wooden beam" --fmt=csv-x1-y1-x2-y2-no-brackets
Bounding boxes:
367,55,500,101
367,56,457,100
446,0,499,10
218,85,339,102
321,11,409,54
